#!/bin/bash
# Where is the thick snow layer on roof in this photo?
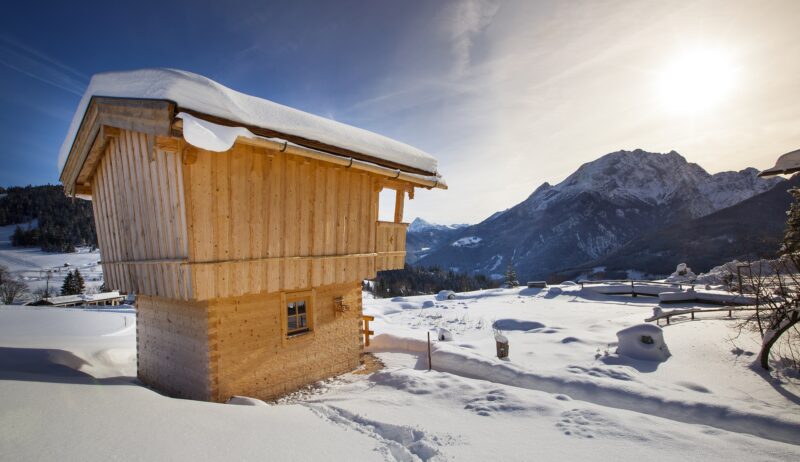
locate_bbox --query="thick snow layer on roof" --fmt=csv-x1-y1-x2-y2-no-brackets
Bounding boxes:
58,68,439,175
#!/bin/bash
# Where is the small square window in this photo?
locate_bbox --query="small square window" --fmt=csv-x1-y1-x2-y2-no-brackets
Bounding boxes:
286,298,310,336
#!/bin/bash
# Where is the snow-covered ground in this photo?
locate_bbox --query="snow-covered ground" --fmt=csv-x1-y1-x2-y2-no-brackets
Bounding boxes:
0,224,104,298
1,286,799,461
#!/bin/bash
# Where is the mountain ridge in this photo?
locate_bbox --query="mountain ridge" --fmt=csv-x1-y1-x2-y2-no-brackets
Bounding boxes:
414,149,783,280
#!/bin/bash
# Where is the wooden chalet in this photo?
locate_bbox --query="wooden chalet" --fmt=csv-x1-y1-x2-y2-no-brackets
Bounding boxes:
58,69,446,401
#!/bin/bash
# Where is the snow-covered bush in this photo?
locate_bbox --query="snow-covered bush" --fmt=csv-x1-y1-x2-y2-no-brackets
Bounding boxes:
616,324,670,362
436,290,456,301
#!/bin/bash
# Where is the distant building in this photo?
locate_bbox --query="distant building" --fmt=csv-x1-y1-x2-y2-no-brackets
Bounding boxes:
58,69,446,402
29,291,124,307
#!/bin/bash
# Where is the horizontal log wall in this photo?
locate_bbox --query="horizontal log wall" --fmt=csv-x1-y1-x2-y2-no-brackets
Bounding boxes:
183,143,381,300
137,295,211,400
210,282,363,402
91,129,190,299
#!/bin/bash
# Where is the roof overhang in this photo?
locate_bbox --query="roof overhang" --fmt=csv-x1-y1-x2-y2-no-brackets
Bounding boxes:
59,97,175,196
759,148,800,177
60,97,441,196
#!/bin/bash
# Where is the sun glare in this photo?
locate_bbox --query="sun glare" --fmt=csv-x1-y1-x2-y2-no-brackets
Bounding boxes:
657,48,738,114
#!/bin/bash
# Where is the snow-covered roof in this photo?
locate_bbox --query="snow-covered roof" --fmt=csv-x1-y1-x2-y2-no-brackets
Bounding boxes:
85,291,122,302
39,295,84,305
58,68,440,176
759,148,800,177
37,291,123,306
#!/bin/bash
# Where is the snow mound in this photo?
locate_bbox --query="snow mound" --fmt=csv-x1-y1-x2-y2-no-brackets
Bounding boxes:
665,263,697,283
436,290,456,301
59,68,439,175
493,319,546,331
437,328,453,341
616,324,670,362
226,396,270,407
545,286,563,297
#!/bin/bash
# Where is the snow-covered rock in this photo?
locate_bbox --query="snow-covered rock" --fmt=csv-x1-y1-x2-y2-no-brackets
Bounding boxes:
666,263,696,283
616,324,670,362
437,328,453,341
436,290,456,301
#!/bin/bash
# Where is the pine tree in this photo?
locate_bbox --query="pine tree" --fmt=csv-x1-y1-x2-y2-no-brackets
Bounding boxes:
783,187,800,254
504,264,519,288
73,269,85,294
60,271,74,296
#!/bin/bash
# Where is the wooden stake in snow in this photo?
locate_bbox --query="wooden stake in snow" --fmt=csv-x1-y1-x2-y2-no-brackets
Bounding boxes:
427,331,432,371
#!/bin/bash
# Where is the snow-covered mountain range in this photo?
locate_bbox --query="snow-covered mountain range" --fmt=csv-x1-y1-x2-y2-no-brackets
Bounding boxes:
405,218,468,263
411,149,784,280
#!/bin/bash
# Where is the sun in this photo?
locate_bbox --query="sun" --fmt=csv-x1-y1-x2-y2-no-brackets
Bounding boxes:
657,48,738,114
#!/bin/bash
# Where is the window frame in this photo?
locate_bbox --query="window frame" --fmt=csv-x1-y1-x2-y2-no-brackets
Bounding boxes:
281,289,316,344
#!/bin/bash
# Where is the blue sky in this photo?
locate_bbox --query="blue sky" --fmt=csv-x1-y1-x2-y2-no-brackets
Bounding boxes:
0,0,439,184
1,1,799,223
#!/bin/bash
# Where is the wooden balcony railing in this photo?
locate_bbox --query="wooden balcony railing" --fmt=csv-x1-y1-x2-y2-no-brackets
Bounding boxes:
376,221,408,271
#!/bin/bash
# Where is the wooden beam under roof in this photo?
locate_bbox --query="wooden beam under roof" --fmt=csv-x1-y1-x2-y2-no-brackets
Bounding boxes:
60,97,176,196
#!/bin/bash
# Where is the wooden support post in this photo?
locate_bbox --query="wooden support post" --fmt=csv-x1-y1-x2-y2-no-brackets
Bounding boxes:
427,331,432,371
362,315,375,347
728,310,732,318
631,280,636,297
691,311,695,320
666,316,670,325
394,189,405,223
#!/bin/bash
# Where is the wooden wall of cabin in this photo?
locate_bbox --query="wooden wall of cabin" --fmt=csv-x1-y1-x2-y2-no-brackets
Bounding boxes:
182,143,384,301
90,129,191,299
208,281,363,402
137,295,212,400
89,130,410,302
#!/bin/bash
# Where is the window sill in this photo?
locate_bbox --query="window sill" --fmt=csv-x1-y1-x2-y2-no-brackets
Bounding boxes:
287,329,311,338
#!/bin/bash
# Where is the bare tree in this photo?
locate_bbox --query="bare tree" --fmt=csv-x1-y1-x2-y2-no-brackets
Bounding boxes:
0,279,28,304
0,264,9,286
32,286,55,302
739,188,800,372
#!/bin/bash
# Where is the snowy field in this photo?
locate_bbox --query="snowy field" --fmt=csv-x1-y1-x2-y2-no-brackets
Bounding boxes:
0,224,104,298
1,287,799,461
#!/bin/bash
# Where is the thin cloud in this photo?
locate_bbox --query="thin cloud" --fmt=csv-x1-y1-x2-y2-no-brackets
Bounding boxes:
447,0,499,74
0,36,87,96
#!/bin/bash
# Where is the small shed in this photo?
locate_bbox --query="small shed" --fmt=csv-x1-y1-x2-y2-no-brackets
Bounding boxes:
58,69,446,401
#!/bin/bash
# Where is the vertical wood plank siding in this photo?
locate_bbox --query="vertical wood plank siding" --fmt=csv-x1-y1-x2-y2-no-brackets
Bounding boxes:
91,130,190,299
376,221,408,270
183,143,397,301
91,131,408,301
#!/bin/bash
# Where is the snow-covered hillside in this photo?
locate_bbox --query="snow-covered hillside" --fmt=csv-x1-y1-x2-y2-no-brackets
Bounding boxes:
0,223,103,298
1,287,798,460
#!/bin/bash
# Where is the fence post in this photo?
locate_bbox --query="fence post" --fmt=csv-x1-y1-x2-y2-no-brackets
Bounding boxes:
427,332,432,371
